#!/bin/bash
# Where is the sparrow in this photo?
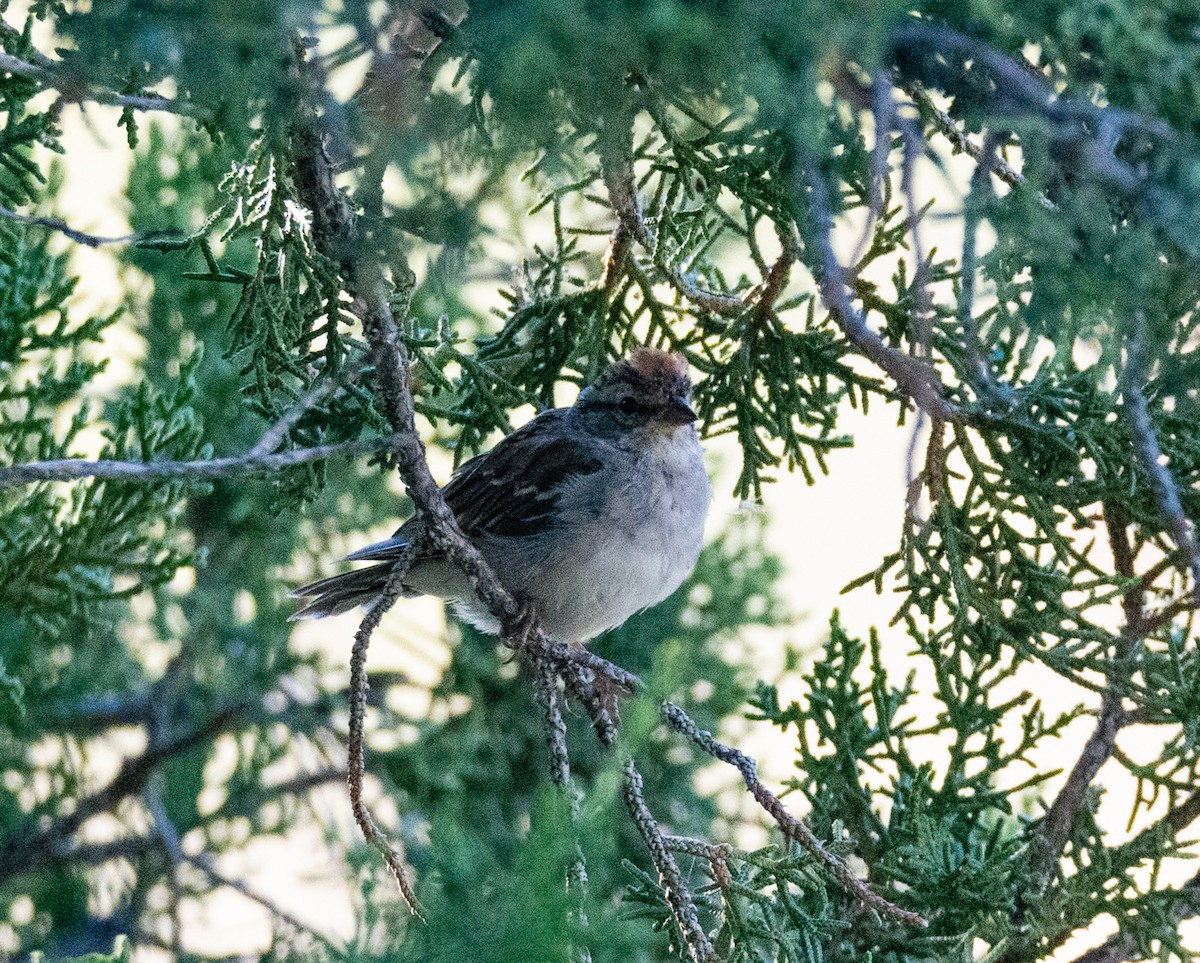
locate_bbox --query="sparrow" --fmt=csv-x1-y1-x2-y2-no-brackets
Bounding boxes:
290,348,711,644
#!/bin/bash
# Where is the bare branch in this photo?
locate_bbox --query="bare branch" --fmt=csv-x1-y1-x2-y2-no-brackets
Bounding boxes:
660,702,928,928
183,852,348,953
0,706,243,885
0,433,403,489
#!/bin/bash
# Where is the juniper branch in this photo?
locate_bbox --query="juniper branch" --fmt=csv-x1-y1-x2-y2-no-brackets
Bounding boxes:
904,80,1027,192
0,707,243,885
1067,870,1200,963
659,702,927,927
598,116,747,319
1006,506,1147,959
622,759,719,963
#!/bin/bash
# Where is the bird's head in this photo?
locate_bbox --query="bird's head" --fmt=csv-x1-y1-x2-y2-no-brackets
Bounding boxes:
573,348,698,442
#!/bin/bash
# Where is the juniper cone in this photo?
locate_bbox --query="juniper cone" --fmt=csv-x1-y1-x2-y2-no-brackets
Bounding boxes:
291,348,711,642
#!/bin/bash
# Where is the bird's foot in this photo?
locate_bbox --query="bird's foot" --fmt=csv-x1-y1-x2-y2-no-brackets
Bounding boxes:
501,593,543,651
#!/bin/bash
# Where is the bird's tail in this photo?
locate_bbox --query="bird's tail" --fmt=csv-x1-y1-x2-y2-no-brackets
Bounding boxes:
288,536,413,621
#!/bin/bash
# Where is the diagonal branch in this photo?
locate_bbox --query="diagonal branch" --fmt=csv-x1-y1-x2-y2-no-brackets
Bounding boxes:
0,706,243,885
1067,870,1200,963
802,161,961,424
1123,314,1200,604
1030,506,1141,882
660,702,927,927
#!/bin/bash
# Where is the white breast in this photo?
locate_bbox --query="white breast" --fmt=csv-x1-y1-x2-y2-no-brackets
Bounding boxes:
502,430,711,642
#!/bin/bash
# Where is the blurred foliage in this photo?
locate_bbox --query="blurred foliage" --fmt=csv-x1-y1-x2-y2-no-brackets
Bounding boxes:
2,0,1200,962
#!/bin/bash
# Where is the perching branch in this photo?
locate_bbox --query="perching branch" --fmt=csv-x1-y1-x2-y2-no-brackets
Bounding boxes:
288,49,928,955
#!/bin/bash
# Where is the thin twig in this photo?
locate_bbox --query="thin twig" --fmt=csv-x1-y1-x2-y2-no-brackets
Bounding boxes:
958,131,1005,396
0,433,404,488
848,71,896,269
1123,314,1200,605
0,203,184,248
0,50,204,118
246,355,368,459
0,707,243,885
1067,870,1200,963
347,547,424,917
598,116,747,319
183,852,347,953
905,80,1027,192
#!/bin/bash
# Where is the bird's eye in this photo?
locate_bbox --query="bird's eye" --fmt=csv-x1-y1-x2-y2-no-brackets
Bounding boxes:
618,397,640,416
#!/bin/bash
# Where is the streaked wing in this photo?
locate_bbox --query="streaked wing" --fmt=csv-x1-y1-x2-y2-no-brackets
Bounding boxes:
443,411,603,538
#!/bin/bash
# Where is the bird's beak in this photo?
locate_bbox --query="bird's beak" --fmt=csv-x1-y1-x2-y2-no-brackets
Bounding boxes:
660,395,698,425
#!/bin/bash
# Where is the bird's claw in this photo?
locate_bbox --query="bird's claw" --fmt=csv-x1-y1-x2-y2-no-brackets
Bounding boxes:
501,594,543,650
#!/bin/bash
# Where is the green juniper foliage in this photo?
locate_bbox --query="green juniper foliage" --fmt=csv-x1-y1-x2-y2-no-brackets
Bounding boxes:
2,1,1200,961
